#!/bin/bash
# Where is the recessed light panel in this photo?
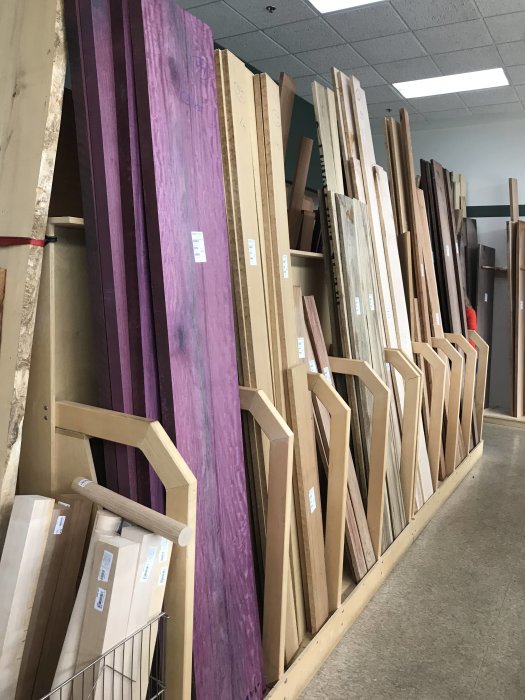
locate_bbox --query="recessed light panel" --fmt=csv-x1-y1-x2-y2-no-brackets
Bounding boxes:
394,68,508,99
308,0,386,12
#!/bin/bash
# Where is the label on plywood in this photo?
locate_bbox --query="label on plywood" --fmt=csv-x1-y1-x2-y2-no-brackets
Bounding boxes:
98,550,113,583
158,568,168,586
484,293,488,303
322,367,332,384
435,313,441,327
53,515,66,535
354,297,362,315
191,231,207,263
78,479,92,488
309,359,318,372
159,538,169,563
308,487,317,513
420,263,424,278
141,546,158,583
298,337,306,359
521,301,524,311
282,254,289,279
94,587,107,612
368,294,375,312
248,239,257,266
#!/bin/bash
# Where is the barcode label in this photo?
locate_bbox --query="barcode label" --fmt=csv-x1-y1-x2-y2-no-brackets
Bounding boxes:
78,479,91,488
94,587,106,612
308,487,317,513
98,550,113,583
309,359,318,372
298,337,306,359
159,538,169,563
484,293,488,303
323,367,332,384
53,515,66,535
158,568,168,586
141,546,158,583
369,293,375,311
248,239,257,266
191,231,206,263
355,297,361,315
282,254,289,279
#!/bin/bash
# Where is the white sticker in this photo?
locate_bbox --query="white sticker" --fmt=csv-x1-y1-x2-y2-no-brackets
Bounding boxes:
455,241,459,255
94,587,106,612
248,239,257,266
53,515,66,535
484,293,488,303
98,550,113,583
435,313,441,327
297,337,306,359
368,293,375,312
191,231,207,263
140,546,158,583
57,501,71,508
521,301,524,311
354,297,361,315
309,359,318,372
158,567,168,586
308,487,317,513
159,538,169,563
282,254,289,279
78,478,92,488
322,367,332,384
446,244,450,257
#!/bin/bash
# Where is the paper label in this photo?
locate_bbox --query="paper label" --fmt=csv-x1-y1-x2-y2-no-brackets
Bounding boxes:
446,244,450,257
159,538,169,563
248,239,257,266
309,359,318,372
354,297,361,315
322,367,332,384
521,301,524,311
368,293,375,311
436,313,441,327
484,293,488,303
385,362,391,372
78,478,92,488
191,231,206,263
158,568,168,586
53,515,66,535
98,550,113,583
94,587,106,612
141,546,158,583
298,337,306,359
308,487,317,513
282,254,289,279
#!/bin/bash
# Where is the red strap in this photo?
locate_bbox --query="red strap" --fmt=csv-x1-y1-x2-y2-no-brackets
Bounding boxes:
0,237,45,247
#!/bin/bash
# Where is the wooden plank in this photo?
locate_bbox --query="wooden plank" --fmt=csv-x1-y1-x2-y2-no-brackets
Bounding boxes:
0,0,65,538
279,73,295,156
130,5,264,697
289,137,313,248
476,244,495,404
515,223,525,416
299,211,316,252
0,270,5,339
312,84,344,194
0,496,55,697
509,178,519,223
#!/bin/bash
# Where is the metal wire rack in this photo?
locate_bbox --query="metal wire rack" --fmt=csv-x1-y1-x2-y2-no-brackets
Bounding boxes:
40,612,168,699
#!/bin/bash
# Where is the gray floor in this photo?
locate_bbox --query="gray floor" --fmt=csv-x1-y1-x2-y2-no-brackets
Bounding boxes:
303,423,525,700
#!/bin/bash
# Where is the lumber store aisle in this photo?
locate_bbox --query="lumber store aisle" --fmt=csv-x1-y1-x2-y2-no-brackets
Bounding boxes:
303,424,525,699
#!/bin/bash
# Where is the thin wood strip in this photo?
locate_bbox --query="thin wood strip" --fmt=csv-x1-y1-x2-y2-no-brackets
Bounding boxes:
279,73,295,156
515,223,525,416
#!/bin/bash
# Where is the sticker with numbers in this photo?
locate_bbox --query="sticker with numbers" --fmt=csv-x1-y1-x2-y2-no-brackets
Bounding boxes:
78,479,91,488
354,297,361,315
159,538,169,563
94,587,106,612
191,231,207,263
309,359,318,372
322,367,332,384
297,337,305,359
140,546,158,583
484,293,488,303
158,568,168,586
308,487,317,513
282,254,289,279
368,293,375,311
98,550,113,582
248,239,257,266
53,515,66,535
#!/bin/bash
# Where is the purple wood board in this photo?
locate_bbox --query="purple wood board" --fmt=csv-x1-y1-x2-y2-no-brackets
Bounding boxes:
129,2,264,697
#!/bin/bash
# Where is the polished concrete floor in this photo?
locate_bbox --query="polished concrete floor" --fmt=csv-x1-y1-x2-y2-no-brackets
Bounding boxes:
302,423,525,700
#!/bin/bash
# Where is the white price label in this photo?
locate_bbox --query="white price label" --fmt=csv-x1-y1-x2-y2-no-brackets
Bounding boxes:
98,550,114,582
78,479,92,488
94,587,106,612
484,293,488,303
521,301,524,311
309,359,318,372
248,239,257,266
53,515,66,535
140,546,158,583
436,313,441,327
355,297,361,316
298,337,306,359
158,568,168,586
308,487,317,513
369,293,375,311
191,231,207,263
159,538,169,563
282,254,289,279
323,367,332,384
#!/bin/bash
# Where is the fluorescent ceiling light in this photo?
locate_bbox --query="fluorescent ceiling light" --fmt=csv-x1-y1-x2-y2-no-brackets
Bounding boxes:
394,68,508,99
309,0,386,12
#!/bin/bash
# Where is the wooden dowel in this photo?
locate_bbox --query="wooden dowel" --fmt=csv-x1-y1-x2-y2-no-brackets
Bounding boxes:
71,478,192,546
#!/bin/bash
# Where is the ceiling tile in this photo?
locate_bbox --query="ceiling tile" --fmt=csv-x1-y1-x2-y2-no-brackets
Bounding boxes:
392,0,479,30
188,1,255,38
432,46,502,74
460,85,519,106
251,54,315,80
515,84,525,100
325,4,408,42
294,75,318,97
353,32,426,64
486,13,525,44
499,41,525,66
367,100,418,118
424,108,472,120
409,93,466,112
225,0,315,27
507,65,525,84
265,18,342,53
476,0,525,17
470,102,524,114
296,44,367,73
374,56,441,83
218,31,287,62
363,84,403,104
415,20,493,54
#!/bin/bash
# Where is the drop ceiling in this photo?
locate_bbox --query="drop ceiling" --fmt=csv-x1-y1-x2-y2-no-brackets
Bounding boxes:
178,0,525,130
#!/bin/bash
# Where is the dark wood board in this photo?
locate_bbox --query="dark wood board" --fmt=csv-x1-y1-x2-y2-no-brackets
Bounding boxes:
476,244,495,406
129,3,263,697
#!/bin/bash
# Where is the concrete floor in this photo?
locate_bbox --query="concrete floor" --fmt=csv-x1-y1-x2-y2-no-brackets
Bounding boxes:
302,423,525,700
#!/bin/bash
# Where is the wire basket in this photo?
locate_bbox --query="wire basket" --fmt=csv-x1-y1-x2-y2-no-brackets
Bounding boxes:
41,612,168,699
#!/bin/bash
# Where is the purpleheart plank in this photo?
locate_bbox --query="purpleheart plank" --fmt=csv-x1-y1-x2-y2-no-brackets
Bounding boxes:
129,2,264,697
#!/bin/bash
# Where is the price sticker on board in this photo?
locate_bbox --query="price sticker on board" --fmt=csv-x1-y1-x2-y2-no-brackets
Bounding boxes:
191,231,207,263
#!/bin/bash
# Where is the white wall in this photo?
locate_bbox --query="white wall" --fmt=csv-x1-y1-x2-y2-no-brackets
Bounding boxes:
373,117,525,410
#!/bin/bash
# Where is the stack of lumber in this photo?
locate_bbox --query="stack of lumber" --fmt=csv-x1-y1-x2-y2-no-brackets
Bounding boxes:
508,178,525,416
66,2,263,697
216,49,374,675
312,71,433,550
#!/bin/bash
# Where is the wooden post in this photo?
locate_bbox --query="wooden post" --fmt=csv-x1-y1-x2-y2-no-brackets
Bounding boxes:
445,333,477,452
239,387,293,686
431,339,463,476
384,349,423,520
329,358,390,558
54,401,196,700
468,331,489,441
412,342,447,490
307,372,350,613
